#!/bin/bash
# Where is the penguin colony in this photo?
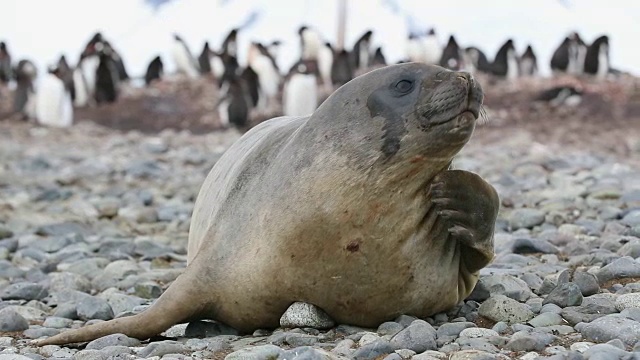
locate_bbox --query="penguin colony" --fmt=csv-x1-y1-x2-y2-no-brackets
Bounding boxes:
0,29,618,130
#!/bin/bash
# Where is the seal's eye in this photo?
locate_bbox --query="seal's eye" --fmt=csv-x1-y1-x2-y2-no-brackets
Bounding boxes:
395,79,413,93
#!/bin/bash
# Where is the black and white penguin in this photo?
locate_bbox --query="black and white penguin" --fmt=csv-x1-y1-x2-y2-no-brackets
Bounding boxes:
318,42,334,89
36,64,73,127
240,66,260,109
350,30,373,72
171,34,200,78
221,29,239,58
216,72,250,130
491,39,519,79
463,46,492,74
371,47,387,67
298,25,323,61
73,33,104,107
103,41,129,81
0,41,11,84
145,56,164,86
94,44,120,104
56,56,76,100
198,41,228,81
535,85,583,107
198,42,213,74
519,45,538,77
283,59,319,117
330,49,354,87
583,35,610,79
422,29,442,65
439,35,464,71
13,59,37,119
550,32,586,75
247,42,281,112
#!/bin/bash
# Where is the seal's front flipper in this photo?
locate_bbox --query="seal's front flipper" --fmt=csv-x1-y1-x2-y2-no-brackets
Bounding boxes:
430,169,499,273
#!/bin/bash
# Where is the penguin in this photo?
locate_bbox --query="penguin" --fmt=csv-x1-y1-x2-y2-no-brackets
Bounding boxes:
56,56,76,100
406,32,426,63
463,46,492,74
283,60,319,117
221,29,238,58
550,37,571,74
216,72,250,130
218,53,240,86
550,32,586,75
171,34,200,79
422,29,442,65
35,64,73,128
583,35,610,79
240,66,260,109
247,42,280,112
350,30,373,72
371,47,387,67
145,56,164,86
439,35,464,71
535,85,583,107
73,41,101,107
519,45,538,77
491,39,519,79
298,25,323,61
318,42,334,89
13,59,37,119
94,44,120,104
198,42,213,74
199,41,227,81
331,49,354,87
104,41,129,81
0,41,11,84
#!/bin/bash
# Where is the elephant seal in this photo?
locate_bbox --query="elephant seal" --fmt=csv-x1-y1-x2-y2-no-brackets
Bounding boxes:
36,63,499,346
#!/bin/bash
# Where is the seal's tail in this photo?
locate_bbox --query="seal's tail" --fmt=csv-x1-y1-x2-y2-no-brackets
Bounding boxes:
34,264,209,346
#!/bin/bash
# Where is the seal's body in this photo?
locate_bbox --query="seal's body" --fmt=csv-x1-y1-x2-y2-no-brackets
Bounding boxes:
37,63,499,346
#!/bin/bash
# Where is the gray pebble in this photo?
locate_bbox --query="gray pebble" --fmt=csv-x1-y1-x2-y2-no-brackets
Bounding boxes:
543,282,583,307
528,312,565,327
22,327,60,339
377,321,404,337
53,303,78,319
394,315,418,327
137,340,188,358
580,315,640,346
225,344,285,360
353,339,395,360
573,272,600,297
77,296,114,321
596,257,640,284
85,333,141,350
479,274,532,301
509,209,546,230
279,302,335,330
436,322,475,339
42,316,73,328
390,319,436,353
0,282,48,301
0,308,29,331
478,295,534,324
615,293,640,311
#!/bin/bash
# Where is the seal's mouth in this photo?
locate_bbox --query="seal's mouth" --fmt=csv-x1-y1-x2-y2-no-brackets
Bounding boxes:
420,72,483,128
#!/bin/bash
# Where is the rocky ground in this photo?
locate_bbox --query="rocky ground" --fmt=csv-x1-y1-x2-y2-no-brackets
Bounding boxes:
1,74,640,360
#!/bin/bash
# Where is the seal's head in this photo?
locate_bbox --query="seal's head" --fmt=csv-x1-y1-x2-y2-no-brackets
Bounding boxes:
315,63,483,169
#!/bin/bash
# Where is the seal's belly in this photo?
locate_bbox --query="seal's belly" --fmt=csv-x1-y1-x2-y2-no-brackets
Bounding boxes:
212,209,464,330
